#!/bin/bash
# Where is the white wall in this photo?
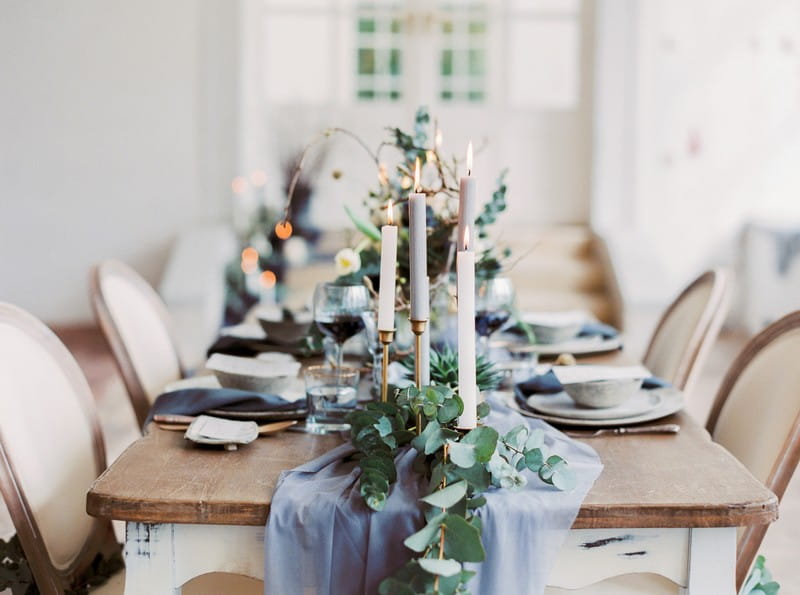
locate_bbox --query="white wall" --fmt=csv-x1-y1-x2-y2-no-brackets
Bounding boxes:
593,0,800,311
0,1,239,324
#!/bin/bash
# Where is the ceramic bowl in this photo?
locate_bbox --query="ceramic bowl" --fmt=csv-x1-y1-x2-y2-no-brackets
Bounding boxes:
206,353,301,394
526,321,583,344
562,377,644,409
255,308,313,345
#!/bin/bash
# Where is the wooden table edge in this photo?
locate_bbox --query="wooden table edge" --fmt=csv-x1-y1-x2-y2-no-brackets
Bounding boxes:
87,489,779,530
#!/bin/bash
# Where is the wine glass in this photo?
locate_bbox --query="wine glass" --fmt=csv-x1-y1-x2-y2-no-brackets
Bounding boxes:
313,282,370,369
475,277,515,356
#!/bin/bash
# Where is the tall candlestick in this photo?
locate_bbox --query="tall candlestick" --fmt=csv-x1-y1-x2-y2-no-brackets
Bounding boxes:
457,230,477,429
421,277,431,385
457,141,476,252
378,201,398,331
409,158,429,321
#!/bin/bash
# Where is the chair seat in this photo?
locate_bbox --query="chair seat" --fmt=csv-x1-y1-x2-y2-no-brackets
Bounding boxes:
545,572,680,594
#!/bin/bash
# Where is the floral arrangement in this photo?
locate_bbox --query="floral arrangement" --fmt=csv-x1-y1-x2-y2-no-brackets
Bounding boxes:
348,385,575,594
282,107,511,303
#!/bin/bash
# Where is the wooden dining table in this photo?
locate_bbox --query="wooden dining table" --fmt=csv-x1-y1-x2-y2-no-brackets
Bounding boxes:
86,351,778,594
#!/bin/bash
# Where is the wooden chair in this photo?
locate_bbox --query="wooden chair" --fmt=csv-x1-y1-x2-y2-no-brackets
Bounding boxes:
643,268,732,394
89,260,185,427
0,303,121,594
705,310,800,590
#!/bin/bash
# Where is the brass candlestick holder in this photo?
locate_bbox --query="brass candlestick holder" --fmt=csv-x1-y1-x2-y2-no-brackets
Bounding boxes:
378,329,395,403
410,318,428,435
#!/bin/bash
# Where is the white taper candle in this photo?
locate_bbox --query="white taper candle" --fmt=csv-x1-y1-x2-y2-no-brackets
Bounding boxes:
377,202,398,331
456,239,477,429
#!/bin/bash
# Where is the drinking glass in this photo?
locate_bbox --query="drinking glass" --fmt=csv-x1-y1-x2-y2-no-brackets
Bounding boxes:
304,365,360,434
313,282,370,369
475,277,515,356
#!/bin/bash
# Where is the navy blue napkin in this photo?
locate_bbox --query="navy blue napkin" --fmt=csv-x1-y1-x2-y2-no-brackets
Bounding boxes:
144,388,303,429
578,322,619,339
206,336,273,358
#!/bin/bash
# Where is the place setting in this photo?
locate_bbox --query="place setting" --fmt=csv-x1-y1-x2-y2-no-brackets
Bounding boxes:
510,363,684,429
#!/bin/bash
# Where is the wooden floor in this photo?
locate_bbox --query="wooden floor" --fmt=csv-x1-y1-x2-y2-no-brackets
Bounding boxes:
52,313,799,590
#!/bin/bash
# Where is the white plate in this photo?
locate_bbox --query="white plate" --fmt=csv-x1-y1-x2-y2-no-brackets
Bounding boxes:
507,387,684,427
527,389,663,420
502,334,623,356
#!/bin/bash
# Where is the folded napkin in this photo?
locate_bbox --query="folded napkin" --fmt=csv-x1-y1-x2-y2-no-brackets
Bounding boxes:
144,388,302,429
206,335,272,358
577,321,619,339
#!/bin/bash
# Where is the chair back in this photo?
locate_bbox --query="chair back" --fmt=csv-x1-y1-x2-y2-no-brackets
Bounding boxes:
0,304,116,594
90,260,184,427
706,311,800,590
643,268,731,393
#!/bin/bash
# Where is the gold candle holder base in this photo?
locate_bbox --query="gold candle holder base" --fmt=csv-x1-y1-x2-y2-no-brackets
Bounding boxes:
410,318,428,435
378,329,395,403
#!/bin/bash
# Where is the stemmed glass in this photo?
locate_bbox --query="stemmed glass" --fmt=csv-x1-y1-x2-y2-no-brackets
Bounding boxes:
313,282,370,369
475,277,515,356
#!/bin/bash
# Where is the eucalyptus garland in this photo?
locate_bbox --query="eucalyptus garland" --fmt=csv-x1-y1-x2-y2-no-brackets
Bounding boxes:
347,384,575,594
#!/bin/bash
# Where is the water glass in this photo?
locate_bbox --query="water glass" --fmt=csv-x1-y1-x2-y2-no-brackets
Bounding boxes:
304,365,360,434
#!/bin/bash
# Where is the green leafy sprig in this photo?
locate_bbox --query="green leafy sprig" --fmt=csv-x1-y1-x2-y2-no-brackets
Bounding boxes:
742,555,780,595
347,381,576,594
401,345,504,393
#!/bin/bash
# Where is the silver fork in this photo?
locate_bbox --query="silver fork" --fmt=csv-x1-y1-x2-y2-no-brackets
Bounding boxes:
565,423,680,438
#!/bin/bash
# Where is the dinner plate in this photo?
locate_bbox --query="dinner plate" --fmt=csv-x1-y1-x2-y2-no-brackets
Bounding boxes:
499,334,623,357
526,389,662,420
507,387,683,427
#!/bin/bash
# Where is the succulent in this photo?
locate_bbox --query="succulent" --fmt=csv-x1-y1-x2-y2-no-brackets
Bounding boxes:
401,345,503,392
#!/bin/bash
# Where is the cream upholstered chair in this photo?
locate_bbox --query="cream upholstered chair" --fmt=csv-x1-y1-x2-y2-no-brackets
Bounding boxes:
0,304,263,594
90,260,185,427
0,303,122,594
705,310,800,590
643,268,732,394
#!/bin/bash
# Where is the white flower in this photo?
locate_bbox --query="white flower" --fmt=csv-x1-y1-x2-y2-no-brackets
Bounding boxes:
335,248,361,276
283,237,309,267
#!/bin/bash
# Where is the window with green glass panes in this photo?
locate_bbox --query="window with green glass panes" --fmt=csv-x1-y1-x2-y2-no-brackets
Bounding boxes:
439,3,487,103
356,8,404,102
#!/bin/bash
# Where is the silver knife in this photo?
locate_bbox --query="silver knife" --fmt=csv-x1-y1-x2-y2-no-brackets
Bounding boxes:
565,423,680,438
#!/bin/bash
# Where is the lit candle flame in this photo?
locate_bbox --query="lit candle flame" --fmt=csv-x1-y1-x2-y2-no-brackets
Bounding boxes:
467,141,473,176
463,226,470,251
414,157,421,192
387,200,394,225
435,128,443,150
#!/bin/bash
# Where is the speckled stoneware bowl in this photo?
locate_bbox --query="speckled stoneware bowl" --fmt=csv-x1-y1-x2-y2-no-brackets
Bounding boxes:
206,353,301,394
562,377,644,409
255,308,312,345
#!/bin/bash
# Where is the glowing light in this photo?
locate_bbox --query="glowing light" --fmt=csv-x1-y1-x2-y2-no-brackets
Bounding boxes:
414,157,421,192
435,128,443,149
426,149,436,163
241,247,259,264
259,270,277,289
231,176,248,194
400,176,412,189
467,141,473,176
274,220,293,240
463,226,470,251
387,200,394,225
250,170,267,187
378,163,389,185
241,260,258,274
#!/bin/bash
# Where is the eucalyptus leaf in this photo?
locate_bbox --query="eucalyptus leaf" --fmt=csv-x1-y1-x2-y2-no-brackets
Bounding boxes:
476,401,491,419
373,417,393,437
403,512,446,552
447,441,476,468
443,514,485,562
451,461,492,492
525,428,545,450
412,419,440,452
461,426,499,463
524,448,544,471
418,558,461,578
503,425,528,451
420,480,467,509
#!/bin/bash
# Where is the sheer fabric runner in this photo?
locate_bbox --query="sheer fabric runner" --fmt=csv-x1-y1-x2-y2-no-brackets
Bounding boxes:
264,395,603,594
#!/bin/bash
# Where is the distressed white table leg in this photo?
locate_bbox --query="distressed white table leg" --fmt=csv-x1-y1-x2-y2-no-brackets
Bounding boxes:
124,522,265,594
124,522,181,594
682,527,737,595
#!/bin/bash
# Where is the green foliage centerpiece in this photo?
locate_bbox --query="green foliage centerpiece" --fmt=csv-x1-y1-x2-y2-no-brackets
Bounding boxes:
347,356,576,594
